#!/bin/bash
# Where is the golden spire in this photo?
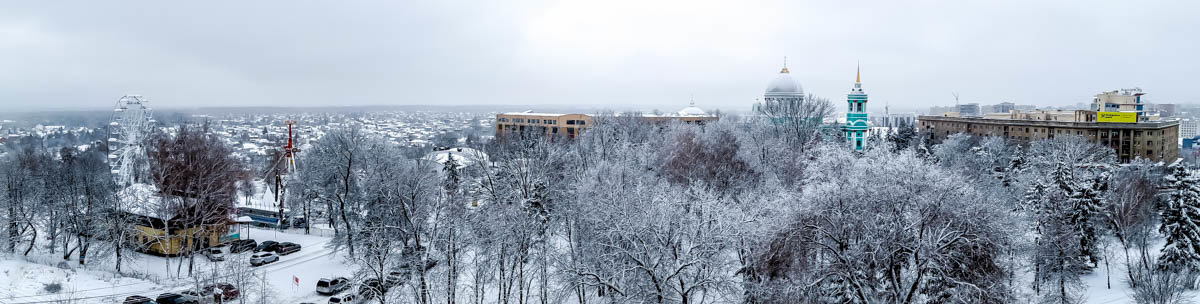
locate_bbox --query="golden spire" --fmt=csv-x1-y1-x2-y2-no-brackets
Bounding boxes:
856,62,860,83
780,56,789,73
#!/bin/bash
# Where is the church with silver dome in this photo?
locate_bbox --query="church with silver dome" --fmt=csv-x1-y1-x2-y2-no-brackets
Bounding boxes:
754,61,869,150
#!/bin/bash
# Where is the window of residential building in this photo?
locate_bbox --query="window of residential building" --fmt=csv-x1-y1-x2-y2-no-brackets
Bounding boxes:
566,120,576,125
513,119,524,123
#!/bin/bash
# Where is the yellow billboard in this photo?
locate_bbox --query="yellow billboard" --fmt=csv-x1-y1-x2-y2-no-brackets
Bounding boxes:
1097,112,1136,123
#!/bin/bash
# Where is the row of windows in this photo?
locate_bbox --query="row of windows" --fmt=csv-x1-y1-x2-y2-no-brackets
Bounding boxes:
497,118,565,125
496,125,580,135
494,117,583,125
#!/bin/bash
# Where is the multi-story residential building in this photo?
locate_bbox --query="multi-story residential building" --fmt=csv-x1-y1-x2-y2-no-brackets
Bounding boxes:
958,103,981,117
495,113,592,138
993,102,1016,114
919,112,1179,162
1180,119,1198,139
874,113,917,128
495,104,718,138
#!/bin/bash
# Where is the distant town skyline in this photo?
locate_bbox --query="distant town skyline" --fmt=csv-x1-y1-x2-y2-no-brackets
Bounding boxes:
1,1,1198,111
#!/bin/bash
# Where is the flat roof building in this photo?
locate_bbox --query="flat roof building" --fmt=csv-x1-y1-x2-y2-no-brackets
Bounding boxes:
1094,88,1145,113
919,113,1179,162
495,104,718,138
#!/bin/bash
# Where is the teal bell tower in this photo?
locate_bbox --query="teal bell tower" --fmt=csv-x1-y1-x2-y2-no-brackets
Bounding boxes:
844,65,868,150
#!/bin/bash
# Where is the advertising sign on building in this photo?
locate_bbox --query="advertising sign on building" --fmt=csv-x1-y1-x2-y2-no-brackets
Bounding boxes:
1097,112,1137,123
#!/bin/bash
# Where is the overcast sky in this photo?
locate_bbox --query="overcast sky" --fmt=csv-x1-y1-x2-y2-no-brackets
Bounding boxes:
1,1,1197,112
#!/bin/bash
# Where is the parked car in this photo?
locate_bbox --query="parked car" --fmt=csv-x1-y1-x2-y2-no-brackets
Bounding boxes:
255,241,280,252
155,292,199,304
123,295,155,304
201,283,240,300
276,242,302,255
203,245,227,262
327,293,358,304
249,252,279,266
229,239,257,253
316,277,351,295
291,216,308,228
177,290,207,302
357,278,387,299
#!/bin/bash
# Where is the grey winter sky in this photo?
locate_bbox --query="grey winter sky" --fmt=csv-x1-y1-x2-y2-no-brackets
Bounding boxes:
1,1,1197,112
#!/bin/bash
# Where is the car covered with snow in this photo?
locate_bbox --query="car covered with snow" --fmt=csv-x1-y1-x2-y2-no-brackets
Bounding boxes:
203,245,228,262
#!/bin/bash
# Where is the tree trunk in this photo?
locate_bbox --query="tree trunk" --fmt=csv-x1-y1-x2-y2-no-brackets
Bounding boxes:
1122,244,1135,288
23,222,36,256
115,237,123,273
78,236,89,265
339,198,353,256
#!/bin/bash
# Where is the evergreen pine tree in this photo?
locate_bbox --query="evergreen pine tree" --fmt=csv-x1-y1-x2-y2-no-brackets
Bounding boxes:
442,152,460,195
1158,163,1200,270
1069,173,1107,266
1002,145,1026,188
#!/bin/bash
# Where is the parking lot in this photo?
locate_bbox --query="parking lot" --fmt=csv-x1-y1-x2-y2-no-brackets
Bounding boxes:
0,227,355,304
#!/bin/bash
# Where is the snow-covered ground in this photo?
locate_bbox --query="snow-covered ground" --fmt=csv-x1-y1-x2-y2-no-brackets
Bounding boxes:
0,227,351,304
2,223,1190,304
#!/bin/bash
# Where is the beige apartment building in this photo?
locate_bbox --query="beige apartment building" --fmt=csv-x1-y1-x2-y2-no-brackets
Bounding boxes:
495,113,593,138
495,105,719,138
919,113,1179,162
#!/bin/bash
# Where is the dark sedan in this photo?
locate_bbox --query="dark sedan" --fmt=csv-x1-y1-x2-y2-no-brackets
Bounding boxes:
123,295,155,304
255,240,279,252
276,242,302,255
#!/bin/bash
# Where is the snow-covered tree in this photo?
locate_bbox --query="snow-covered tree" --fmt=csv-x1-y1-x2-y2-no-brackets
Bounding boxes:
1157,162,1200,271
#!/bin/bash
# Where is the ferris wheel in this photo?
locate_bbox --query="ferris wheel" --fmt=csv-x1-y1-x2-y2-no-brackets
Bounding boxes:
107,95,155,187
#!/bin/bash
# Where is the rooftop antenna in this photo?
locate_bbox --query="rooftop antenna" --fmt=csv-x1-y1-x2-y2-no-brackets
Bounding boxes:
690,94,695,106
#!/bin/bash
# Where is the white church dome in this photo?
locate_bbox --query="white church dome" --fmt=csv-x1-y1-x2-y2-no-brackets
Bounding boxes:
765,67,803,95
